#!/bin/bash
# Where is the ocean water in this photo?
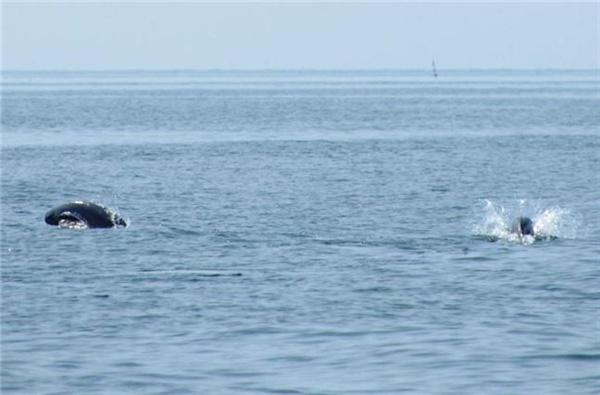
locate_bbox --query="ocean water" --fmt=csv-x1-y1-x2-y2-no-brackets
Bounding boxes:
2,69,599,394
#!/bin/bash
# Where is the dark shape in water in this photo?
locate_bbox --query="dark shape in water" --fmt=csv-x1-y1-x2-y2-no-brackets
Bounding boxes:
510,216,535,237
45,201,127,228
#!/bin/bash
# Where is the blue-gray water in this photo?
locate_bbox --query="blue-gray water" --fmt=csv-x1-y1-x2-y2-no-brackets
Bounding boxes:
2,70,599,394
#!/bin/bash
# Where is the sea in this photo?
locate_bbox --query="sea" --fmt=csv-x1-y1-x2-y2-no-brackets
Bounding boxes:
2,69,599,394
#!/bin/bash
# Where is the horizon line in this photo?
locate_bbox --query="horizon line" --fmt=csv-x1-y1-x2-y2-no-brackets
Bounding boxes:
3,67,599,73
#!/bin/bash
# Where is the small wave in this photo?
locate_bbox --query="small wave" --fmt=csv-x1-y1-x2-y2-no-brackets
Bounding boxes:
472,199,577,244
521,353,600,361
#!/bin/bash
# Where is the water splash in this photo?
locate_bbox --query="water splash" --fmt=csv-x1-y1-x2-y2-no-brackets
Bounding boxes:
58,219,89,230
473,199,576,244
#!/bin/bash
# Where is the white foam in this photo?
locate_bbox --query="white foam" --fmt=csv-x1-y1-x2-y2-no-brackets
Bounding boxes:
473,199,576,244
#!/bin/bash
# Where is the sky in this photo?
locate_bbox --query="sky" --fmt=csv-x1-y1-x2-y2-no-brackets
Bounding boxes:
2,2,598,70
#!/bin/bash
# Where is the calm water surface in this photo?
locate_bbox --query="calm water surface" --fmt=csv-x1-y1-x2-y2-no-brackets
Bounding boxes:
2,70,599,394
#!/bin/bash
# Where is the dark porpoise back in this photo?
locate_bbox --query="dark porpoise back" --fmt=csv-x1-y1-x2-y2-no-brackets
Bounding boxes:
510,216,535,236
45,201,127,228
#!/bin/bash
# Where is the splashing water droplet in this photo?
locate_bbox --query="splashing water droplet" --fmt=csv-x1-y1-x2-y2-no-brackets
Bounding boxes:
473,200,576,244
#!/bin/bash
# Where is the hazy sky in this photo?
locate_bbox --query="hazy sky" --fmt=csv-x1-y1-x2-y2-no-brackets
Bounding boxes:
2,2,598,70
